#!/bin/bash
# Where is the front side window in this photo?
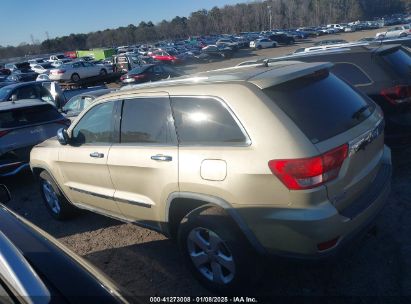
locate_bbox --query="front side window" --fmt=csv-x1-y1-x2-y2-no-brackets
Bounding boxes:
171,96,248,146
72,101,116,145
120,97,176,144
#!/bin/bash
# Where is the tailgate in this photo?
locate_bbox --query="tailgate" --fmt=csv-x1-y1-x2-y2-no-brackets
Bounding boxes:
315,110,385,212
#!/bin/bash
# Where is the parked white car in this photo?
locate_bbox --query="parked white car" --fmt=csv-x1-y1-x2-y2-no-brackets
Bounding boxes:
49,61,108,82
36,74,50,81
31,63,53,74
250,38,278,49
327,24,344,32
376,25,411,39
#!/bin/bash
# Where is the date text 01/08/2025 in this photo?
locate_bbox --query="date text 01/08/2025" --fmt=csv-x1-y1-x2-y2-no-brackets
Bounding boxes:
149,297,258,303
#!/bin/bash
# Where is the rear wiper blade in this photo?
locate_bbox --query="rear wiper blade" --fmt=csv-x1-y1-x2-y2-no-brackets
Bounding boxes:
352,105,370,120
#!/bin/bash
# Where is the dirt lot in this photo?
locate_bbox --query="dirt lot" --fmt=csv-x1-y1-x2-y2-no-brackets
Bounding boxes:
2,27,411,302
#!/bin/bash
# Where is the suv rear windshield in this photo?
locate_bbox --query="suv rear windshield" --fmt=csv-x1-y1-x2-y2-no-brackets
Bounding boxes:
0,104,62,128
262,71,374,143
382,48,411,77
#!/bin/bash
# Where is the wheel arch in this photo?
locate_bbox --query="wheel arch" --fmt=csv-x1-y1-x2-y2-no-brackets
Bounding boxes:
31,165,75,207
165,192,266,254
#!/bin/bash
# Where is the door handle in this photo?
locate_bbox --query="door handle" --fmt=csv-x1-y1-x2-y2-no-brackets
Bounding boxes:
90,152,104,158
151,155,172,162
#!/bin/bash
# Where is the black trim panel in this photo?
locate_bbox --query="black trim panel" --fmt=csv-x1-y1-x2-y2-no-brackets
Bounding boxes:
69,186,152,208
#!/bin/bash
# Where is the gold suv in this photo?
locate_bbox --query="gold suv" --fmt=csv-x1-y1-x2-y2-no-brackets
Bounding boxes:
30,61,392,293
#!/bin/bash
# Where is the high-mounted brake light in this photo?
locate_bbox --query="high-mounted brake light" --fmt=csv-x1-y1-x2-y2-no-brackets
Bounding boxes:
268,144,348,190
381,85,411,105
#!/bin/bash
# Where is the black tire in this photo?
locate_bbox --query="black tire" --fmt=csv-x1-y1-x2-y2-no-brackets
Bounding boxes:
178,205,261,294
272,43,277,48
257,45,262,50
39,171,77,220
99,69,107,76
71,73,80,82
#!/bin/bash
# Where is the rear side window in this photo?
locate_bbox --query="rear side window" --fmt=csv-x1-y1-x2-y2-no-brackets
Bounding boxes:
171,96,248,146
0,104,62,128
382,48,411,77
263,71,374,143
120,98,176,144
331,63,372,86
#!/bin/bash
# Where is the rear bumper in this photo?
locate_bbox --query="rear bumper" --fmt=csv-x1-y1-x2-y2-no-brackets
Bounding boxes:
0,162,30,177
236,146,392,258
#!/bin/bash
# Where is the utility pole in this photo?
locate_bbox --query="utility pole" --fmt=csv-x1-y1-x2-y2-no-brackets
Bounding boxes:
267,5,272,31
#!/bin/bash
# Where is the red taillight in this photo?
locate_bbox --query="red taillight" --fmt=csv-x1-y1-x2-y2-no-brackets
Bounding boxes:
132,74,146,79
268,144,348,190
317,237,340,251
56,69,66,74
0,130,10,138
381,85,411,105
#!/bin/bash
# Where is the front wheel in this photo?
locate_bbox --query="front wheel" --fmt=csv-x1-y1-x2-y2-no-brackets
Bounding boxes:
71,73,80,82
178,205,261,294
99,69,107,76
257,45,262,50
39,171,77,220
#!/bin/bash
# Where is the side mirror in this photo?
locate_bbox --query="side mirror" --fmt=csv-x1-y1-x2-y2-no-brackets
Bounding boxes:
11,94,17,102
0,185,11,203
57,128,69,145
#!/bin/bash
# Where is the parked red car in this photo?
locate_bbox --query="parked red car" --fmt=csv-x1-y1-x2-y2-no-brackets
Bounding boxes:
150,50,179,64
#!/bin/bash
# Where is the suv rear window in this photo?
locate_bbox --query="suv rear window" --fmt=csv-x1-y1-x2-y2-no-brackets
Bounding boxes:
0,104,62,128
382,48,411,77
262,71,374,143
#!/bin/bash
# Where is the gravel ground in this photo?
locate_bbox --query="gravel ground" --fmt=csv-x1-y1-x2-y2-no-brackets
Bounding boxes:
2,27,411,302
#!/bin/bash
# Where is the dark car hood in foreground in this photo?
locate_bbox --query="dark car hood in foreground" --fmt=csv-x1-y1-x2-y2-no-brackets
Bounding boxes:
0,204,131,303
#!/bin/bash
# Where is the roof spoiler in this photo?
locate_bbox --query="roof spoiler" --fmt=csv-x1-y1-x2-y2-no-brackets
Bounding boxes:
250,62,334,89
371,44,402,55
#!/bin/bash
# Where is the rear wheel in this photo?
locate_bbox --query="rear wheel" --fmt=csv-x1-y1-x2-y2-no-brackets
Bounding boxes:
99,69,107,76
178,205,261,294
71,73,80,82
39,171,77,220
